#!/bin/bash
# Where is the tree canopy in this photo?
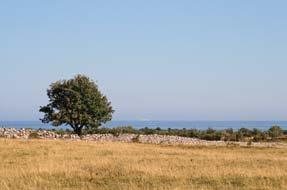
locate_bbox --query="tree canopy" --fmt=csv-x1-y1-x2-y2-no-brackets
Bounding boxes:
39,75,114,135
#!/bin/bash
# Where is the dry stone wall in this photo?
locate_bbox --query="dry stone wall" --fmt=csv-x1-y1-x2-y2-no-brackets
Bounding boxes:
0,128,286,148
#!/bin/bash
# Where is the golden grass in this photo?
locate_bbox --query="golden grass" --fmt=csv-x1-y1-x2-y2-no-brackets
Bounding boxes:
0,139,287,190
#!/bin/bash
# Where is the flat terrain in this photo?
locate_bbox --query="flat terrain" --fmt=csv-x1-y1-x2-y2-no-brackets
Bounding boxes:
0,139,286,190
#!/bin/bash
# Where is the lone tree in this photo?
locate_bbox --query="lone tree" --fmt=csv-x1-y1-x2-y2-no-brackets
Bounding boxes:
40,75,114,136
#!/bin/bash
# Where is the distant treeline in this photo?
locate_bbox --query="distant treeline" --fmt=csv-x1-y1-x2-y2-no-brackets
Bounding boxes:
51,125,287,142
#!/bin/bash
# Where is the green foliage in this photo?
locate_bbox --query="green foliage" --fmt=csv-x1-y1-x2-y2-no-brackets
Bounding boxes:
131,135,140,143
252,128,268,142
268,125,283,139
139,127,156,135
54,129,66,136
28,132,40,139
110,126,137,136
82,126,137,136
38,125,285,142
200,128,222,141
39,75,114,136
236,128,252,141
221,128,237,141
78,125,285,142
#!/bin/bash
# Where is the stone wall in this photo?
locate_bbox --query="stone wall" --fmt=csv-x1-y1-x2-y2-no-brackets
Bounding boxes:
0,128,286,148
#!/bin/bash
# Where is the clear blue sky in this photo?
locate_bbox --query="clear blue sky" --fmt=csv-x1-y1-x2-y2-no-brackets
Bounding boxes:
1,0,287,121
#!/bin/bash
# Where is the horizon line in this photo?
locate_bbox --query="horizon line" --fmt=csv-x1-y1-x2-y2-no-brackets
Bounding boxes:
1,120,287,122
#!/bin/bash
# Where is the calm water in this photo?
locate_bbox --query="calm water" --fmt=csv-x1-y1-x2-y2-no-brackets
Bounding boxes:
0,121,287,130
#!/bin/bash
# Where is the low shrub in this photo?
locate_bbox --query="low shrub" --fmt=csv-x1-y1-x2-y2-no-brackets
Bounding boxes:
28,132,40,139
43,125,286,142
132,135,140,143
268,126,283,138
54,129,66,136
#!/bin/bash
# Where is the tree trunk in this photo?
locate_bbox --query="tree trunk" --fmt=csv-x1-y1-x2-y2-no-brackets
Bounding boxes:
74,126,82,136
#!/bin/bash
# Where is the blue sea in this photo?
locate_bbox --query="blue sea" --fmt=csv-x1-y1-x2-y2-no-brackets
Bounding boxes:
0,121,287,130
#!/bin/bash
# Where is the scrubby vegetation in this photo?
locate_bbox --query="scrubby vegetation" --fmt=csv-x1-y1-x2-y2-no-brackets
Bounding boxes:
28,132,40,139
77,125,287,142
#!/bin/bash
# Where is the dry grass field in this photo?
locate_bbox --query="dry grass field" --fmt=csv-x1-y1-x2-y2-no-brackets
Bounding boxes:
0,139,287,190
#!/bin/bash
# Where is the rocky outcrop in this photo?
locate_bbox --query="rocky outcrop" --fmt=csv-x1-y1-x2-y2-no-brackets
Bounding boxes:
0,128,286,148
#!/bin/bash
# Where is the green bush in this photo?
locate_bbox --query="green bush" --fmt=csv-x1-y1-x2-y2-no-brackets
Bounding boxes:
221,128,236,141
110,126,137,136
43,125,285,142
132,135,140,143
28,132,40,139
139,127,156,135
252,129,268,142
268,126,283,139
54,129,66,136
200,128,221,141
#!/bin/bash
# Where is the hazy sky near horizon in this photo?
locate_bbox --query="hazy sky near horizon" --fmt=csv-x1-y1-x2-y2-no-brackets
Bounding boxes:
1,0,287,121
